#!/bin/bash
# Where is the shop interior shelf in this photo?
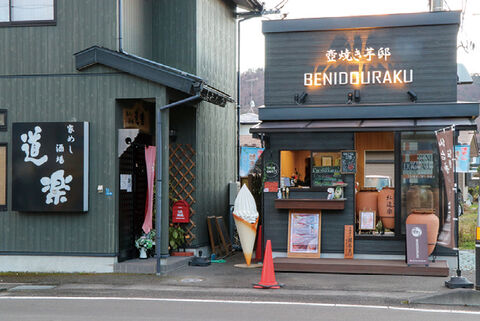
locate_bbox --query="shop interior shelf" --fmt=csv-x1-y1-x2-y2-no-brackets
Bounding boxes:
274,198,345,210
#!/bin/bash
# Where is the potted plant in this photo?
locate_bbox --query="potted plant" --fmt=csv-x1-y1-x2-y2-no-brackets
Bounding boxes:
135,229,156,259
169,224,192,256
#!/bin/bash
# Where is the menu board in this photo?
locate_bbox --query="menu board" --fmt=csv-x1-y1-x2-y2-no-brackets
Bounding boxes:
341,151,357,174
312,166,342,186
287,211,321,258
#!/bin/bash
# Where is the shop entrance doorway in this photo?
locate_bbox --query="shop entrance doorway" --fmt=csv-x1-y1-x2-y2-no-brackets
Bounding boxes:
118,133,152,262
117,99,155,262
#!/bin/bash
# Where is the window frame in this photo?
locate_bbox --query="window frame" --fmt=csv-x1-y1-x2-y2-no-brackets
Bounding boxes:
0,143,7,211
355,132,403,240
0,0,56,27
279,149,346,191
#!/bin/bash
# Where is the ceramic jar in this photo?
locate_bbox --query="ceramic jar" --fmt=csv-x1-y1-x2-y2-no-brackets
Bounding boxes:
377,187,395,230
405,209,439,256
356,189,378,219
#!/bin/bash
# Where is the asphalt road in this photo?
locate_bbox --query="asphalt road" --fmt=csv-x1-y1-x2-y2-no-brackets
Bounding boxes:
1,297,480,321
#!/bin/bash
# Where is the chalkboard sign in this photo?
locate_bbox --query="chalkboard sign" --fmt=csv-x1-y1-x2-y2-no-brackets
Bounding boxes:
341,151,357,174
312,166,339,174
312,166,342,186
264,161,279,179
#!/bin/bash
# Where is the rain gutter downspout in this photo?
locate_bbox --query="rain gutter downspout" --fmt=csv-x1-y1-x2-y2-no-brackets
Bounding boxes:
118,0,123,52
155,94,201,275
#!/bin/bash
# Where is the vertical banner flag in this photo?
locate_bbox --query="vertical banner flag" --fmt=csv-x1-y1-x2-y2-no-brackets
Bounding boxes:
455,145,470,173
239,147,264,177
435,127,455,249
143,146,156,234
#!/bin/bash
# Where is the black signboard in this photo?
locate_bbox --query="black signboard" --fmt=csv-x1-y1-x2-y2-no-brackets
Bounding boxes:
312,166,342,186
406,224,428,265
341,151,357,174
12,122,89,212
264,161,279,179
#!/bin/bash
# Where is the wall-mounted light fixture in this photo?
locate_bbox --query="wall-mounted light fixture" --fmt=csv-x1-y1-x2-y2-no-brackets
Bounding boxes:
354,90,361,103
294,92,308,105
347,92,353,104
407,90,418,102
169,128,177,142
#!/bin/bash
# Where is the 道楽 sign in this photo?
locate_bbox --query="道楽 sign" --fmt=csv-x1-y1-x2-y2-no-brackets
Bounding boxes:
12,122,89,212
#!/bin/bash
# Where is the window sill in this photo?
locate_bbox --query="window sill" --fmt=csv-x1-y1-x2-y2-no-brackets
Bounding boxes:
0,20,56,28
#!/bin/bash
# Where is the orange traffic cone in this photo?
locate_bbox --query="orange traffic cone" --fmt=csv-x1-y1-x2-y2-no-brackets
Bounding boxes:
253,240,281,289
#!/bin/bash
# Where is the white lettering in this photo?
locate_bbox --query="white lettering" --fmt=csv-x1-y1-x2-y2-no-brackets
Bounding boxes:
350,72,359,85
303,69,414,87
404,69,414,83
304,73,312,86
323,72,332,86
339,72,348,85
383,70,392,84
360,71,370,84
393,70,403,83
372,71,381,84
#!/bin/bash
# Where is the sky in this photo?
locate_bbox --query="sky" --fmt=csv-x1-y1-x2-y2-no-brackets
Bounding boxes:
240,0,480,74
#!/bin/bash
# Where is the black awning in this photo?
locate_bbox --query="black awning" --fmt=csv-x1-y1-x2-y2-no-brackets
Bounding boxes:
229,0,263,11
250,118,477,134
74,46,234,107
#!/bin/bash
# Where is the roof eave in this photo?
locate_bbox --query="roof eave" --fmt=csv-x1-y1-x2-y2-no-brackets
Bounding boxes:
74,46,233,107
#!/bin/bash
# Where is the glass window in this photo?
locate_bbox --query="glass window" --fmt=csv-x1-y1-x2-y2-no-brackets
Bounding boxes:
355,132,395,237
0,0,9,22
279,150,346,189
364,151,394,189
400,132,441,234
0,0,54,23
12,0,54,21
311,152,342,187
280,150,311,188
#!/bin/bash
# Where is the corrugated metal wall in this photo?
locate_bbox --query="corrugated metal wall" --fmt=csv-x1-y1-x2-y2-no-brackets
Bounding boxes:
0,0,167,254
265,24,458,105
151,0,237,247
122,0,153,59
153,0,197,74
0,72,166,254
0,0,117,76
194,0,237,246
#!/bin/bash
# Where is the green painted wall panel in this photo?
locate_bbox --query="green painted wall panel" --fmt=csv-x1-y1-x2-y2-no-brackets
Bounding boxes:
122,0,153,59
0,0,238,253
0,72,166,254
193,0,236,246
0,0,118,76
152,0,197,74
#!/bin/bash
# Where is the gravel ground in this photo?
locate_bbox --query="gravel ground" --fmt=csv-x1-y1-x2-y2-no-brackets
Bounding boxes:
460,250,476,271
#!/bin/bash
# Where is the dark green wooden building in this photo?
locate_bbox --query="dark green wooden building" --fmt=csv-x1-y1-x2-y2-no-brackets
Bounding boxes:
0,0,262,272
252,11,479,267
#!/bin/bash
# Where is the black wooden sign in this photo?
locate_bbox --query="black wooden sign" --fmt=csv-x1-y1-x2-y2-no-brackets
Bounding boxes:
12,122,89,212
264,161,279,179
341,151,357,174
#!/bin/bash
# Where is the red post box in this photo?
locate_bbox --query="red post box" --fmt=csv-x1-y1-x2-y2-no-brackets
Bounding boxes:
172,200,190,223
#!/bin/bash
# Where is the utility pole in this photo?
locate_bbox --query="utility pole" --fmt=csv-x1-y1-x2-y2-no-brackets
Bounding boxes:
476,201,480,290
245,77,258,111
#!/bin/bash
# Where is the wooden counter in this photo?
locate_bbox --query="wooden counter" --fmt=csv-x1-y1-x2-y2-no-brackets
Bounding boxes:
274,198,345,210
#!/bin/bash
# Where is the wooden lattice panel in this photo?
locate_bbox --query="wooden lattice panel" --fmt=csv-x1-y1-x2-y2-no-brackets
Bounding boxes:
169,144,196,245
